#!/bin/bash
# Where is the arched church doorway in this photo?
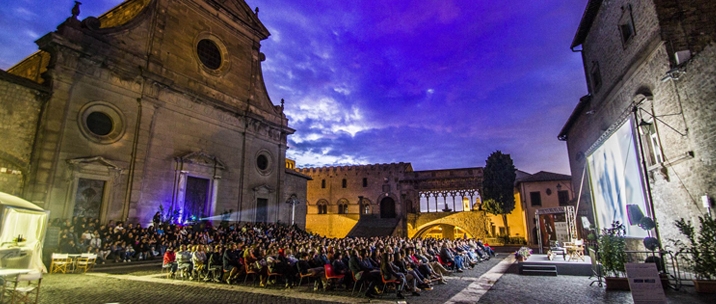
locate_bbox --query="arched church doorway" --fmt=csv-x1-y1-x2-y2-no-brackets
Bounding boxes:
380,197,396,218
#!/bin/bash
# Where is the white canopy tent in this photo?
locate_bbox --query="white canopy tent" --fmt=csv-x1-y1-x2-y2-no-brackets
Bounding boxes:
0,192,49,273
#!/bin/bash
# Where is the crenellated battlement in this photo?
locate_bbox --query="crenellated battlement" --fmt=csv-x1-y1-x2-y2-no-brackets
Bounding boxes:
296,162,413,175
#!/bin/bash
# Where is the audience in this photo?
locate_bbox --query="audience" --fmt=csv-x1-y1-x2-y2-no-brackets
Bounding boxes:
50,216,495,298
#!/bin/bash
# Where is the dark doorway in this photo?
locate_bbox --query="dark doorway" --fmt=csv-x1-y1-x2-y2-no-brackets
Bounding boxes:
184,176,209,222
256,198,268,223
380,197,396,218
74,178,105,218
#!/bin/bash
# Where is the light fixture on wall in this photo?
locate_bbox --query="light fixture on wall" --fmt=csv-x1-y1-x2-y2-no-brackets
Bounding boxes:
556,183,562,191
637,108,688,137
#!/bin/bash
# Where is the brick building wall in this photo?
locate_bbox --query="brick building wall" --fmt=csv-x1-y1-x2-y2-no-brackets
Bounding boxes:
0,72,48,196
561,0,716,243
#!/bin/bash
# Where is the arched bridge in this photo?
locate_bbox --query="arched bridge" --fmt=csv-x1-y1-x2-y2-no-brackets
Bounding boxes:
407,210,492,240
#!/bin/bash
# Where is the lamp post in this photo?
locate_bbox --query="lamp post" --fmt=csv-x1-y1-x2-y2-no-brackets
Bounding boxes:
285,194,300,226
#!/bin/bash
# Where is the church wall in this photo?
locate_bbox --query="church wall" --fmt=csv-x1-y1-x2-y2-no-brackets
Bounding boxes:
35,66,139,221
146,0,258,112
283,171,309,229
8,0,300,227
0,75,44,196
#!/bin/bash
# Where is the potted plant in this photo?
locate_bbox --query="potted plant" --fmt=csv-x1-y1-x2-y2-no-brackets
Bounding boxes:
674,215,716,293
515,246,532,262
598,221,629,290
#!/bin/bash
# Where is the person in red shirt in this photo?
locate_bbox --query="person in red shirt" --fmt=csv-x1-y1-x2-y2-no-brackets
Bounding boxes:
163,247,178,277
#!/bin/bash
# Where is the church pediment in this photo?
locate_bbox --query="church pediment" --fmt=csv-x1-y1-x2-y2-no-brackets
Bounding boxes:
66,156,123,172
177,151,226,170
211,0,270,39
253,184,275,194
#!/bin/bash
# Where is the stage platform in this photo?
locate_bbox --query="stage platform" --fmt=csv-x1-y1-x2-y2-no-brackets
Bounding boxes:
518,254,593,276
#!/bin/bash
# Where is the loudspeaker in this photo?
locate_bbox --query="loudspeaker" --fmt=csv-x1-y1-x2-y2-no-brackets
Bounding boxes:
627,204,644,225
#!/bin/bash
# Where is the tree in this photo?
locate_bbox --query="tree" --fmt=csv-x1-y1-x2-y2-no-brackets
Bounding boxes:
482,150,517,236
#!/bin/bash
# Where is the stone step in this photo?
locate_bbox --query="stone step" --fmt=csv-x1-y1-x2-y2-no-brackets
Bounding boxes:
521,264,558,271
521,269,558,276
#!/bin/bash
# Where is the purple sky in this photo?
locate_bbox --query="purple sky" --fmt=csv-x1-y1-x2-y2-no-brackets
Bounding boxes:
0,0,588,174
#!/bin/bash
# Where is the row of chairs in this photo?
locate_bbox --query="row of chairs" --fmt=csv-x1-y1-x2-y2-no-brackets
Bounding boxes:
49,253,97,274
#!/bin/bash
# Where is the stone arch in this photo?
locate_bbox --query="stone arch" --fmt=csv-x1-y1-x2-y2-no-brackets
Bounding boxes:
410,211,490,240
413,223,475,240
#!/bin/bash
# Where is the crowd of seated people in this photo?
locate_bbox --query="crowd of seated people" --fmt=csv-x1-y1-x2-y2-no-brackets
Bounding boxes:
50,216,497,299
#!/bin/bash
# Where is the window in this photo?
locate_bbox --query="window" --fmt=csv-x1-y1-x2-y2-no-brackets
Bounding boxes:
78,101,126,144
254,151,273,175
558,190,570,206
530,191,542,206
321,179,326,189
362,178,367,187
619,5,636,47
338,204,348,214
86,112,113,136
499,227,506,236
641,120,664,166
591,62,602,92
197,39,222,70
650,132,664,164
256,155,268,170
317,201,328,214
342,179,347,188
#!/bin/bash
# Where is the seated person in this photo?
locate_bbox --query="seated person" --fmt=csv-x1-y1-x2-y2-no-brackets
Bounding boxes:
207,245,223,282
222,243,241,284
297,252,326,291
176,244,194,279
192,245,207,280
163,247,178,277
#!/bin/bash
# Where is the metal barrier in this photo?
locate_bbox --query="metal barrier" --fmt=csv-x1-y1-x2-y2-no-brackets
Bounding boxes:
670,249,697,288
588,248,702,290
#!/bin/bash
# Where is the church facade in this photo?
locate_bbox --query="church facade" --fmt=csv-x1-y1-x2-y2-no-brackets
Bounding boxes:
0,0,308,227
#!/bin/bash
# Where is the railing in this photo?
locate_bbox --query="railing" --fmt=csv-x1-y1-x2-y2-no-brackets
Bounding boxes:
589,249,694,290
670,249,697,287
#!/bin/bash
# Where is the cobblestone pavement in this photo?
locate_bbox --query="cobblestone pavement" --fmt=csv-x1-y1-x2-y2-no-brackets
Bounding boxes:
36,256,504,304
478,263,716,304
39,255,716,304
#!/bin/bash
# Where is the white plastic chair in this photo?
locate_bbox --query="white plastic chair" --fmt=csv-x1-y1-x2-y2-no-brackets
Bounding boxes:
3,271,42,304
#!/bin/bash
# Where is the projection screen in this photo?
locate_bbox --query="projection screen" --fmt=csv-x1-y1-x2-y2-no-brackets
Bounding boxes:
587,120,648,237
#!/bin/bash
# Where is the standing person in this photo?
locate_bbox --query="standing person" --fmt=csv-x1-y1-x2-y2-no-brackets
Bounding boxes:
153,212,162,227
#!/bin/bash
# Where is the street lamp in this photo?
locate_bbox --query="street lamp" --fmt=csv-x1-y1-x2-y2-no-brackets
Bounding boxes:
285,194,300,226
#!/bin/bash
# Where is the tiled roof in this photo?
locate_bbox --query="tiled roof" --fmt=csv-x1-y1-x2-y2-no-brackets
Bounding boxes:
516,171,571,183
571,0,602,49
